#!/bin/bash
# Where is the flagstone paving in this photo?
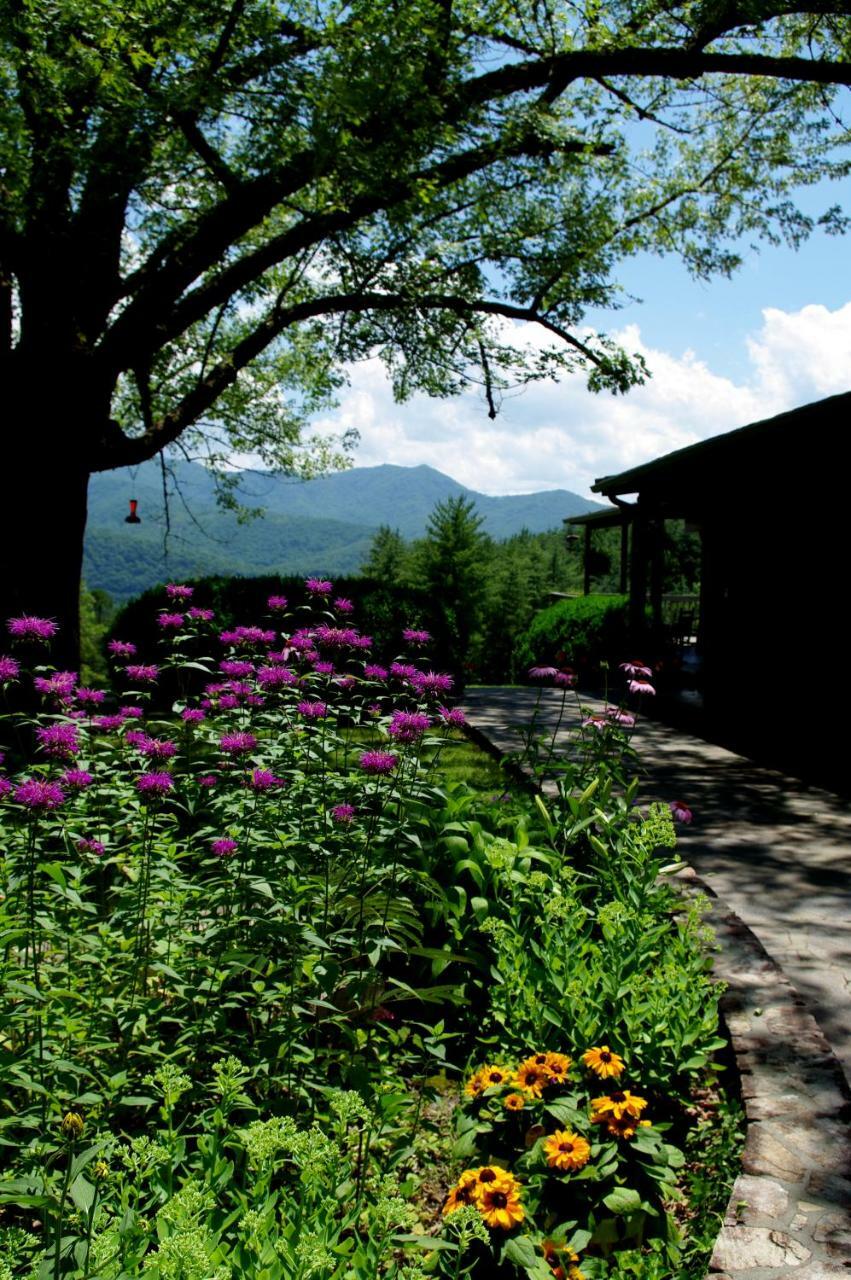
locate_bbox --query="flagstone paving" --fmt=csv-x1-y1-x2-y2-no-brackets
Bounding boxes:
462,685,851,1087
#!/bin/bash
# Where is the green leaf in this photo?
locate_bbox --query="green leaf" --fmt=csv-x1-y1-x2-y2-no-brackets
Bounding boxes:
603,1186,642,1214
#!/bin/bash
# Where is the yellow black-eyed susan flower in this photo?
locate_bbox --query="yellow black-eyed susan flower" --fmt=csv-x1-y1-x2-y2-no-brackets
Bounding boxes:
442,1169,478,1215
544,1051,572,1082
464,1070,486,1099
504,1092,526,1111
590,1089,647,1121
477,1179,525,1229
582,1045,625,1078
515,1057,550,1098
542,1129,592,1172
480,1064,511,1089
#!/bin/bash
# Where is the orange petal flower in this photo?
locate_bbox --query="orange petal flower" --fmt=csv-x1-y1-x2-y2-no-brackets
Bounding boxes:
542,1128,592,1172
582,1045,625,1078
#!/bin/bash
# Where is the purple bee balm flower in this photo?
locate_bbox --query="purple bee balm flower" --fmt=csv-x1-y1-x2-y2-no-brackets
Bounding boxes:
211,837,238,857
15,778,66,809
0,777,12,796
628,679,656,697
63,769,94,789
313,661,335,675
181,708,206,723
7,615,58,642
76,687,106,706
257,665,297,689
333,597,354,613
388,710,431,742
670,800,694,825
125,664,159,684
620,660,654,679
351,633,372,649
219,731,258,755
77,837,105,856
125,729,147,747
0,655,20,681
265,649,290,664
297,699,328,719
250,768,284,790
198,774,217,788
108,640,137,658
438,706,466,726
390,662,419,681
218,694,240,710
36,722,80,758
335,676,356,691
305,577,333,594
331,803,356,824
359,750,397,775
402,628,431,645
188,607,215,621
267,595,288,610
34,670,78,699
93,714,126,732
364,664,388,680
119,705,144,719
314,624,360,649
247,694,265,707
528,665,558,681
138,736,177,759
166,583,194,600
157,613,184,630
219,659,255,677
288,629,315,650
136,772,173,797
411,670,453,695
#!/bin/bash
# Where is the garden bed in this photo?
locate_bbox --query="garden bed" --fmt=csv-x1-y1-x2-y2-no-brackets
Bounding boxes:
0,587,745,1278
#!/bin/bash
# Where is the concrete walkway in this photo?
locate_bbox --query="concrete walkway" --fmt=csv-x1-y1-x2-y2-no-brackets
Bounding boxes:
462,686,851,1087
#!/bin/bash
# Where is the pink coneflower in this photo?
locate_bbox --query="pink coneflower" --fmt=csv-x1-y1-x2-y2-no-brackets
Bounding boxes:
63,769,94,789
554,669,577,688
76,687,106,706
582,714,608,731
411,670,453,695
247,768,280,790
305,577,333,594
528,665,558,681
188,607,215,621
0,655,20,681
108,640,137,658
334,597,354,613
331,803,356,824
364,664,388,680
628,679,655,696
267,595,288,610
219,731,258,755
15,778,66,809
219,660,255,677
388,710,430,742
670,800,694,825
125,664,159,684
403,628,431,645
77,837,105,856
34,671,77,698
390,662,419,681
359,750,397,774
605,707,636,729
211,837,238,857
438,706,466,726
166,583,194,600
157,613,184,630
621,660,653,679
257,666,297,689
7,616,58,641
136,772,173,797
181,708,206,723
297,700,328,719
36,723,80,758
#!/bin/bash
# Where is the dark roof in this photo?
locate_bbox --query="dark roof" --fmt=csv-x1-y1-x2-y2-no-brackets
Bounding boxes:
593,390,851,497
565,508,627,528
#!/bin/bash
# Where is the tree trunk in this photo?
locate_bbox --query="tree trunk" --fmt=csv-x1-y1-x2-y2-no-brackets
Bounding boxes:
1,427,90,672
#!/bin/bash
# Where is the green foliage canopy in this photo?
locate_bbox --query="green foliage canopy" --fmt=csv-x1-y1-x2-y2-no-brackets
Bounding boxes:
2,0,850,478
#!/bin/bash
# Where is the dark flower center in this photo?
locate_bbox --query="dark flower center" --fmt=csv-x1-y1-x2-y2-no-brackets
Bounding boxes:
490,1191,508,1208
558,1142,574,1153
600,1051,612,1062
479,1168,498,1183
611,1091,626,1102
488,1071,503,1082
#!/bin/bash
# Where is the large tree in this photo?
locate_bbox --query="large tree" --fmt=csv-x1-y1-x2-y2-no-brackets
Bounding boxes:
2,0,850,658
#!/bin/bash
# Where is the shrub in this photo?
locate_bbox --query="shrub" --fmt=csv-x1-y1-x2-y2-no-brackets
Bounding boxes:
515,595,640,683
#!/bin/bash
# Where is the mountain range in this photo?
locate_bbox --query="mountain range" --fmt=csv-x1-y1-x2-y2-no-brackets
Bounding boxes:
85,460,600,602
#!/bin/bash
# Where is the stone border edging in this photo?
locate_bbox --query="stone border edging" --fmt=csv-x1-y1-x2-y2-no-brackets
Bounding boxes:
676,868,851,1279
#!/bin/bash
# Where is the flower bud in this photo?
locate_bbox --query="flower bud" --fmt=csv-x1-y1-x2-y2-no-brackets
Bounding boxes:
61,1112,84,1140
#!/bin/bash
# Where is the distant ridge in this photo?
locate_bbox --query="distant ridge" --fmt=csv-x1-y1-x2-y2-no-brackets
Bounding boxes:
86,460,600,600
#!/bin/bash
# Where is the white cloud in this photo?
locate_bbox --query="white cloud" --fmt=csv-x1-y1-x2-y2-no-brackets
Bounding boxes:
311,301,851,498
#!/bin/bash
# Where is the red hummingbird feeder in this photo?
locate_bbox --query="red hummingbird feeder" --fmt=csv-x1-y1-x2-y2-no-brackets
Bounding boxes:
125,498,141,524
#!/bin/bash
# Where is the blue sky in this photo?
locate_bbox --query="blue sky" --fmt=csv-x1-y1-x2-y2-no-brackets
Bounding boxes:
314,176,851,499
